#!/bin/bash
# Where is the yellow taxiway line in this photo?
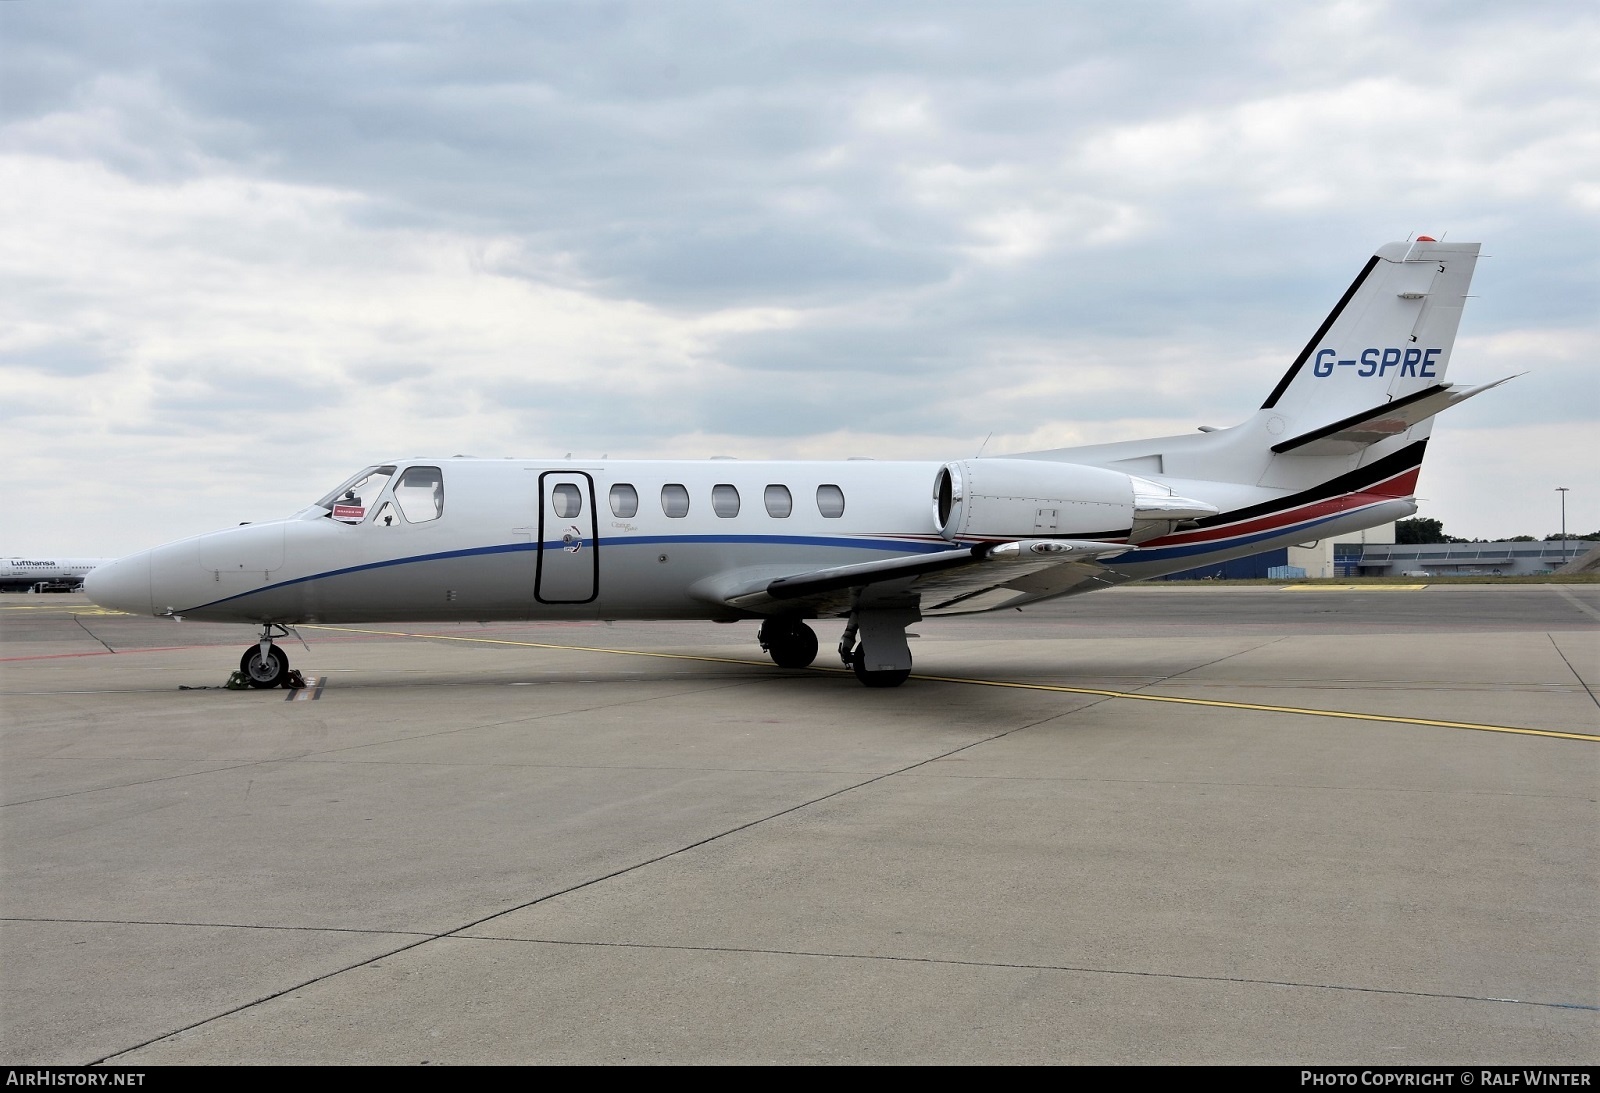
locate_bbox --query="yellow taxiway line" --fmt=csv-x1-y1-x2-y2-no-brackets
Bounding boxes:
303,624,1599,744
1281,584,1427,591
0,604,130,614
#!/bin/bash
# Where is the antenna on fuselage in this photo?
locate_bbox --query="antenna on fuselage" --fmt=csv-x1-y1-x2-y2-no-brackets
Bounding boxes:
975,432,993,458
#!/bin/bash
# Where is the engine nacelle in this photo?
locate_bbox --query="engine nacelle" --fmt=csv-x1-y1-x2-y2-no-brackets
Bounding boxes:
933,459,1138,540
933,459,1220,542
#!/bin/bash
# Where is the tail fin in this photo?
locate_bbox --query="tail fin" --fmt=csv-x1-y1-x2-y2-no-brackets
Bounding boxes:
1013,238,1505,502
1259,237,1480,433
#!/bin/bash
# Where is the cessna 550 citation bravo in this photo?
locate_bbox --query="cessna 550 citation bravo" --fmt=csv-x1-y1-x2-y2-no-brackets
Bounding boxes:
87,238,1509,688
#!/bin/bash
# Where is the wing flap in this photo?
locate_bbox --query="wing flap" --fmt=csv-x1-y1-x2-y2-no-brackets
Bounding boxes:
718,539,1134,617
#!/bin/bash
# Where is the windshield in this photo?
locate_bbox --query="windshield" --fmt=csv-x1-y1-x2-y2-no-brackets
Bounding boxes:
316,466,396,523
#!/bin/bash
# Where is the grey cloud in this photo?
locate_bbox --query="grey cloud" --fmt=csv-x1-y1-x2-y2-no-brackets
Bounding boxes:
0,341,116,380
3,0,1597,553
9,3,1593,314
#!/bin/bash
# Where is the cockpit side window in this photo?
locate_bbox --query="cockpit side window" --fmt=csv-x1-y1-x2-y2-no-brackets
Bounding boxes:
394,466,444,523
319,466,396,523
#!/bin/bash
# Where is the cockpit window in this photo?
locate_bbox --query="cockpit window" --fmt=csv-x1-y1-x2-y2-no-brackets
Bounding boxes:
394,466,444,523
319,466,396,523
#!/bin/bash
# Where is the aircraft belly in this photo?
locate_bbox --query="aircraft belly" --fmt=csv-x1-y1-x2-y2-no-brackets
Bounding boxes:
592,538,924,620
174,523,544,623
292,551,539,623
593,540,755,618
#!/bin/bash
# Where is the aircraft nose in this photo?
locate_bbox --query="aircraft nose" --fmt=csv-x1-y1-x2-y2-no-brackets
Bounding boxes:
84,552,153,616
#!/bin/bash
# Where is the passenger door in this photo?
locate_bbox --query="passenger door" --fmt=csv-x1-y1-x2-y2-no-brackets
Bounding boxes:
536,471,599,604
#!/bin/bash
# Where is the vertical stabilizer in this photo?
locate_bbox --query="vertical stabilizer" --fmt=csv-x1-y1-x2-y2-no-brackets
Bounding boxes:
1010,237,1493,509
1259,238,1480,434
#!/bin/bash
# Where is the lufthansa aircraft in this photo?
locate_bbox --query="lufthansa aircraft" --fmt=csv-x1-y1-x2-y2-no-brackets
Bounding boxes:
86,238,1508,687
1,558,114,593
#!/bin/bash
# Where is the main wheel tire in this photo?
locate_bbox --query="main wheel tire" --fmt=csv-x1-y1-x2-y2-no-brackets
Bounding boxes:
761,620,819,669
850,646,910,688
240,645,290,689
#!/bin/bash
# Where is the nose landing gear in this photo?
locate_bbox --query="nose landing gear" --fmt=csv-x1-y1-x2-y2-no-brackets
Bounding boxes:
240,644,289,687
238,623,302,688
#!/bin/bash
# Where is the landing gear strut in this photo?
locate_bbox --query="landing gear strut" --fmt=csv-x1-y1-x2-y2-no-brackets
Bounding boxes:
758,618,819,669
239,623,297,688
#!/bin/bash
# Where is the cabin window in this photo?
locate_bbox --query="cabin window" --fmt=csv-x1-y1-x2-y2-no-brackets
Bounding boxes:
609,483,639,518
320,466,396,524
661,483,690,518
816,484,846,519
394,466,444,523
764,485,793,518
552,483,584,519
712,484,740,518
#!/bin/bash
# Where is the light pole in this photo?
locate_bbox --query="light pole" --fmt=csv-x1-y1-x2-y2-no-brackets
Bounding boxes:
1556,487,1569,547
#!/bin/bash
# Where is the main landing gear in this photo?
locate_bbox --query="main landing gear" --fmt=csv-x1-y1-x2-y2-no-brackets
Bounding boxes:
238,623,301,689
758,618,819,669
837,605,919,688
757,607,920,687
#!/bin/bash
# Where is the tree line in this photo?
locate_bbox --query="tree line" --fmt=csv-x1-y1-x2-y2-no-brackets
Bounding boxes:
1396,518,1600,545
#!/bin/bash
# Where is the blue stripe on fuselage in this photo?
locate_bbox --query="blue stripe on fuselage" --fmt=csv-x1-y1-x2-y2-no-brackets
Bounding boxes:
1123,507,1373,564
179,533,952,613
179,511,1371,617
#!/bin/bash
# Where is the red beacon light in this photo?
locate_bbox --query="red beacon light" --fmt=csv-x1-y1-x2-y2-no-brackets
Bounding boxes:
1416,235,1436,242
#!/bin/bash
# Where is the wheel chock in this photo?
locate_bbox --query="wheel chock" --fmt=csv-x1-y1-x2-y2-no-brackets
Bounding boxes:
224,671,250,690
283,669,306,690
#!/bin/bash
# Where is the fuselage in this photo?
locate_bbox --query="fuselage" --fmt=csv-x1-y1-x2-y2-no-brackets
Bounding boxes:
84,454,1418,625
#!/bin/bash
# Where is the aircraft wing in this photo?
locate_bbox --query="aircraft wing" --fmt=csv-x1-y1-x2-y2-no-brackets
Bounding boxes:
1271,376,1518,457
709,539,1135,618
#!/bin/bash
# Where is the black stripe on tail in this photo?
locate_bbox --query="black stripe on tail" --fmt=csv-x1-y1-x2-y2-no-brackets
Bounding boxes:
1261,255,1381,410
1190,440,1427,528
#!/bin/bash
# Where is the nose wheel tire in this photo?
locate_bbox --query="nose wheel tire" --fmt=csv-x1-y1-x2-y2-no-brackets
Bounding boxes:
850,646,911,688
240,645,290,689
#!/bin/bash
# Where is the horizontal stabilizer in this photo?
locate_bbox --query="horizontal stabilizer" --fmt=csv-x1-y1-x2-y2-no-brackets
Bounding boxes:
1271,375,1518,457
718,539,1134,617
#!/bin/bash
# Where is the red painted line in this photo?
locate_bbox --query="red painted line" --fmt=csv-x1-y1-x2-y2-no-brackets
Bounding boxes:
0,633,385,663
1145,472,1420,549
0,650,119,662
0,624,613,663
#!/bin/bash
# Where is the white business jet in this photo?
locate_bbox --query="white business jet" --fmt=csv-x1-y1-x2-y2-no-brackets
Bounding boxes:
86,238,1509,687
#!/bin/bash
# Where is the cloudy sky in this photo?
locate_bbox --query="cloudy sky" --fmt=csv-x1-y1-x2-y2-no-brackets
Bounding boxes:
3,0,1596,557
